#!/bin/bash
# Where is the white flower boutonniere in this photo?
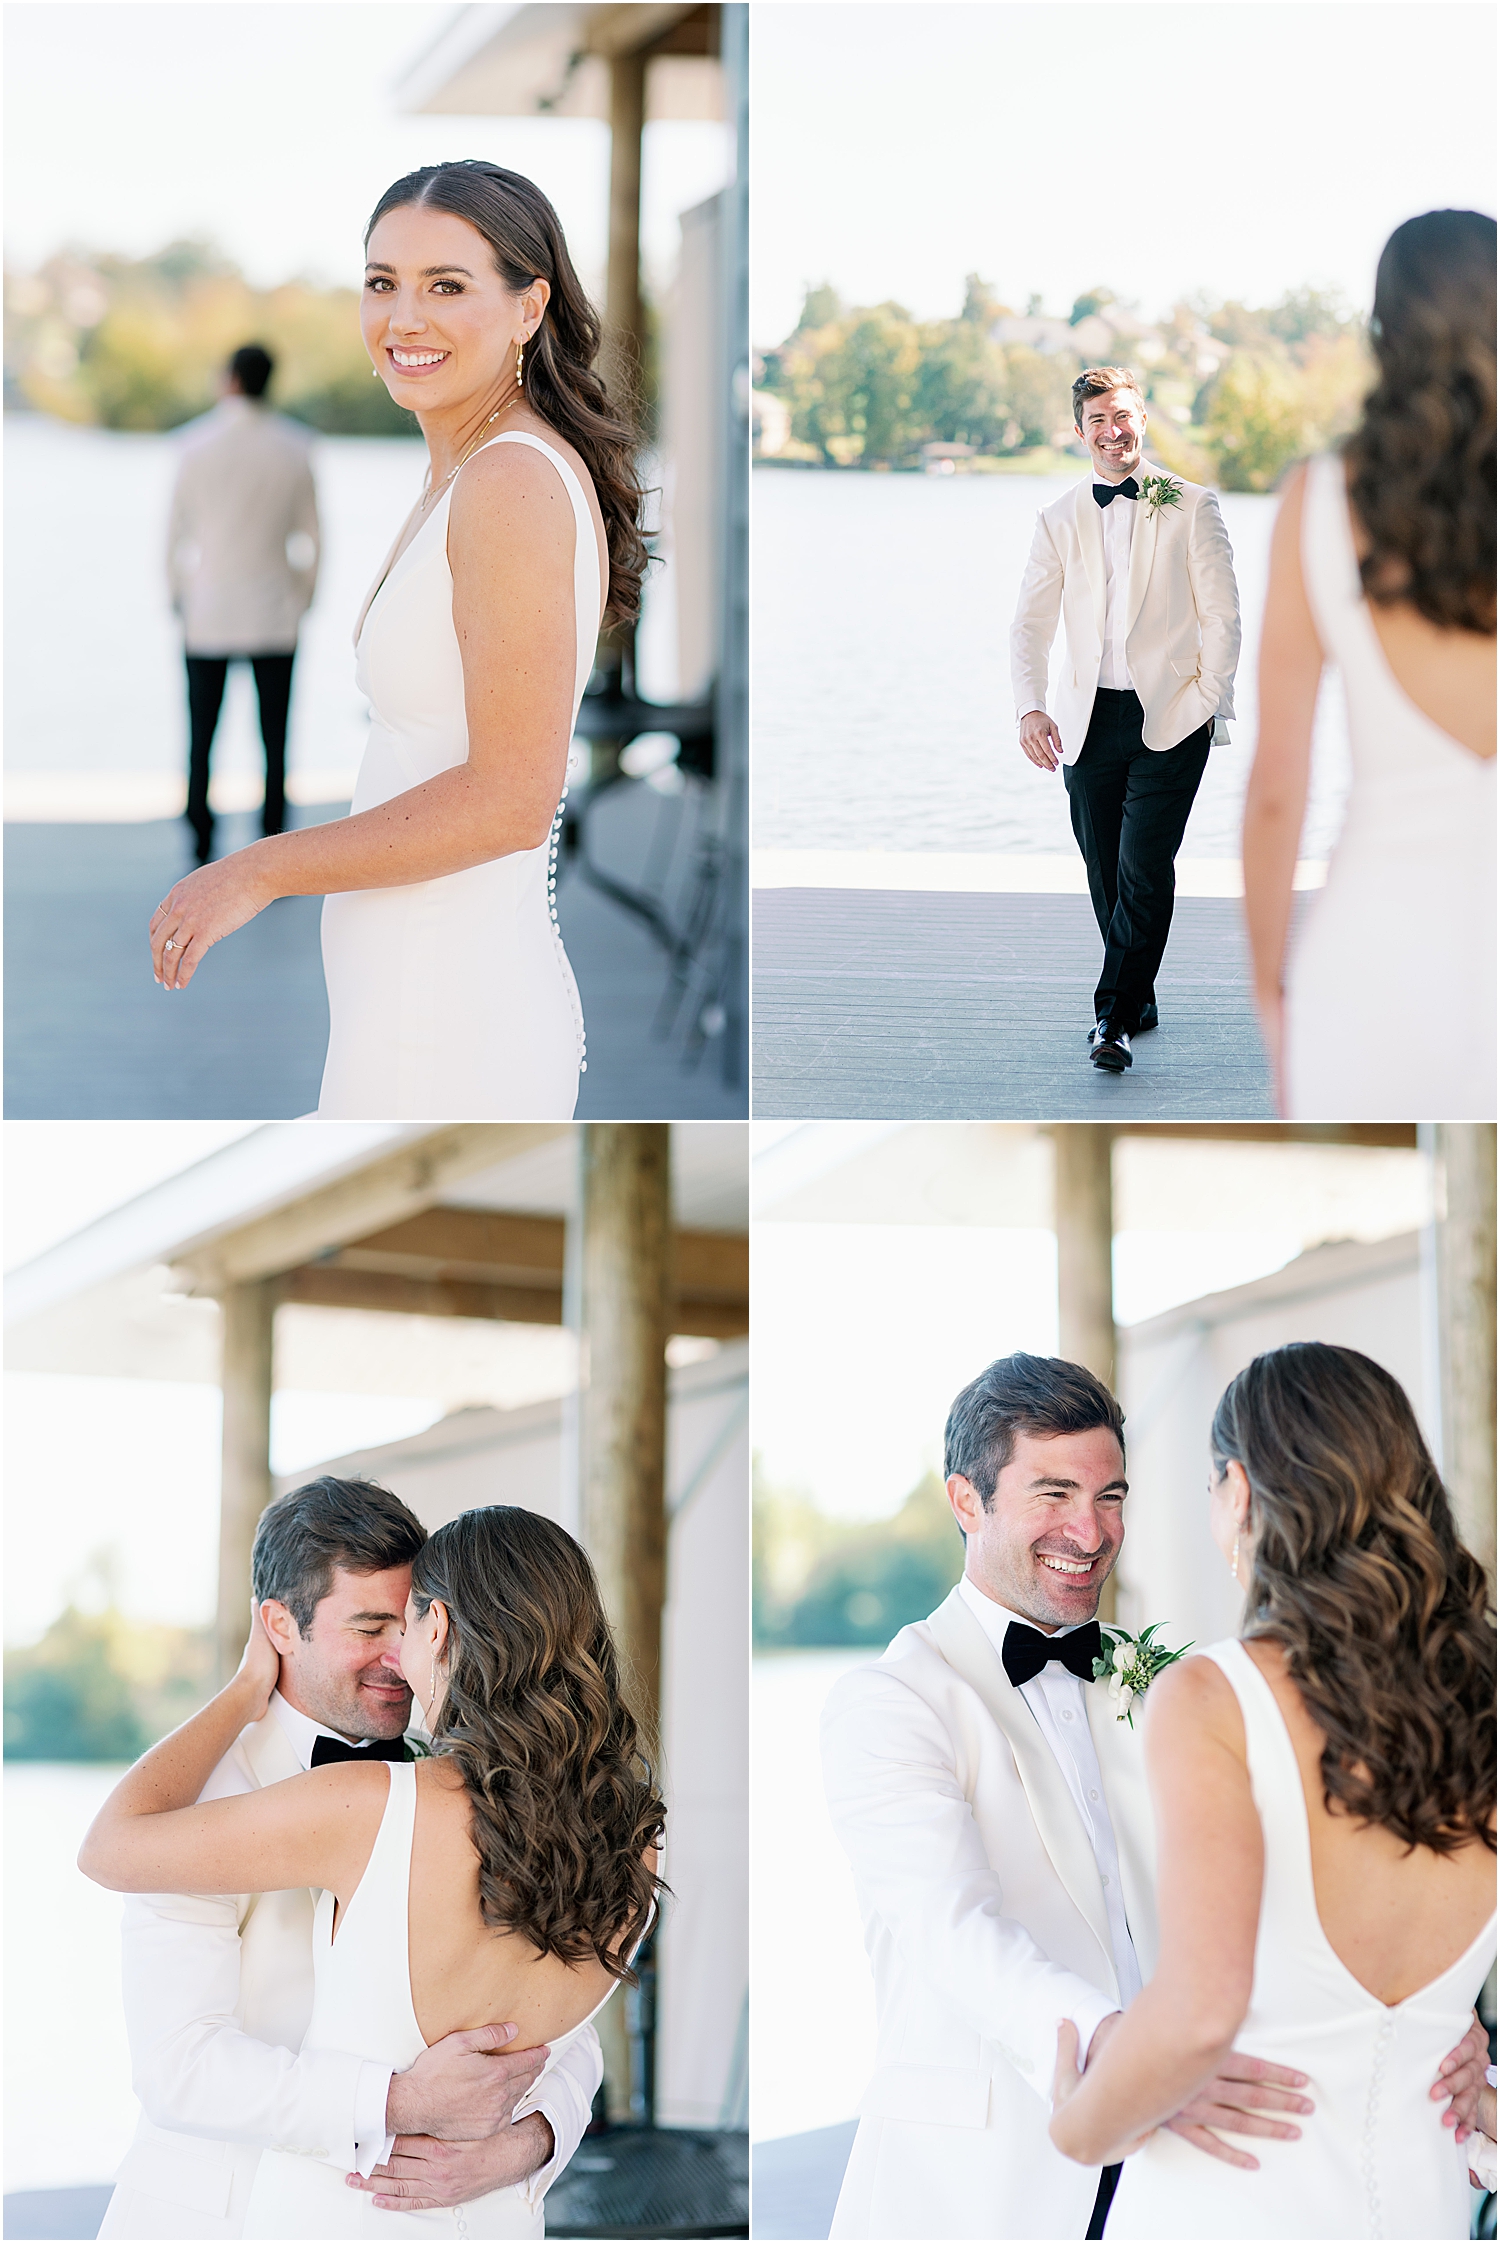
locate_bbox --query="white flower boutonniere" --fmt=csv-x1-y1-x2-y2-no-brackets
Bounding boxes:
1091,1622,1193,1725
1139,473,1183,522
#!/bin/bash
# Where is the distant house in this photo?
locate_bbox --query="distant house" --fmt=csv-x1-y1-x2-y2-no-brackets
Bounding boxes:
752,387,791,457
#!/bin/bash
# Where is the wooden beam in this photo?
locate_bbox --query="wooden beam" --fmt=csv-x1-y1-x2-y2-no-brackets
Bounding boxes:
279,1261,747,1337
173,1125,568,1291
585,4,709,59
1111,1123,1418,1148
218,1280,276,1685
1051,1127,1118,1623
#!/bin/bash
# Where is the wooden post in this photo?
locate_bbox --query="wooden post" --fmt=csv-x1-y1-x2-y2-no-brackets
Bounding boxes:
1434,1124,1497,1591
577,1124,671,2126
1051,1127,1118,1621
603,49,646,407
217,1279,277,1684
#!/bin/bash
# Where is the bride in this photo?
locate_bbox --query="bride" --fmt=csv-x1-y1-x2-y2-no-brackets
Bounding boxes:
80,1508,665,2237
147,162,648,1119
1048,1343,1495,2240
1243,208,1496,1120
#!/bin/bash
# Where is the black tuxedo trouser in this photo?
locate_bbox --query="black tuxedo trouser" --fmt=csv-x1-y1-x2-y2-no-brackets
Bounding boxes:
1063,686,1212,1032
184,650,295,850
1087,2160,1122,2238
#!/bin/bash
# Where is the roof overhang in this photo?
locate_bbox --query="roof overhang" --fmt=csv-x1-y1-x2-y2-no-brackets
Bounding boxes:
396,3,723,120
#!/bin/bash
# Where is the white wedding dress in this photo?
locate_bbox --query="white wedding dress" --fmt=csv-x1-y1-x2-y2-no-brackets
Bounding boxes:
1282,450,1496,1120
241,1763,620,2238
1106,1640,1495,2240
316,432,600,1118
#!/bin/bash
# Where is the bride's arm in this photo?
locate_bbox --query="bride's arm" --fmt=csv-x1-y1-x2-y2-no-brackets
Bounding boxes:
150,441,582,991
1242,461,1323,1108
77,1609,383,1899
1048,1657,1264,2168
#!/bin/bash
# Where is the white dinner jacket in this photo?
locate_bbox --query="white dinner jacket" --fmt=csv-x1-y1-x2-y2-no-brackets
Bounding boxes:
166,396,320,655
1009,462,1241,762
821,1588,1160,2241
99,1709,600,2240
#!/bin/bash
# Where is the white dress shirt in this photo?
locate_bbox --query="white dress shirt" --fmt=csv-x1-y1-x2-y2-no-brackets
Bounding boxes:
958,1578,1143,2008
1094,470,1139,690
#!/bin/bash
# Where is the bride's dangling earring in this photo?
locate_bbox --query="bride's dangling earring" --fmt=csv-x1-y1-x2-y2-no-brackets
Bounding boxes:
516,337,525,391
427,1654,438,1718
1229,1531,1241,1582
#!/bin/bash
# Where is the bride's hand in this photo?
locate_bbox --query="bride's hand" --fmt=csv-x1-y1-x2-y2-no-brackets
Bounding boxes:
150,848,276,991
232,1601,281,1719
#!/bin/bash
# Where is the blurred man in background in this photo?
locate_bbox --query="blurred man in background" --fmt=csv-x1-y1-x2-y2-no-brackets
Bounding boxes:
167,343,319,862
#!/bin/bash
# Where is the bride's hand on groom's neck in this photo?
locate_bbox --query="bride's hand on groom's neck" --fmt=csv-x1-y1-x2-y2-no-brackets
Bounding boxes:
230,1599,281,1723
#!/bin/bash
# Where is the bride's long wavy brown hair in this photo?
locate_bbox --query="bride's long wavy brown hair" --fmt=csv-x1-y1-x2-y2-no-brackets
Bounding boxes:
1343,208,1496,633
365,161,649,628
411,1508,665,1978
1212,1343,1495,1856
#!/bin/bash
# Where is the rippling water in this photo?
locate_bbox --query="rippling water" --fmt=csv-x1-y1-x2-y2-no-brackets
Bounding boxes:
751,466,1352,859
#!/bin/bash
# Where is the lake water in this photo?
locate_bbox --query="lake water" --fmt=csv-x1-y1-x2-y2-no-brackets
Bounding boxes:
4,415,676,814
751,466,1352,860
751,1649,878,2144
5,1763,138,2193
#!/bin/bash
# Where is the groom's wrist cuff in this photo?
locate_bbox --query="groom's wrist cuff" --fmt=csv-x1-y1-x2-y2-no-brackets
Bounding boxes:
352,2062,396,2177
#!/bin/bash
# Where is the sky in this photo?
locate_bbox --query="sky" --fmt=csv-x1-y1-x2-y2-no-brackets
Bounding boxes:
3,2,734,295
749,0,1498,344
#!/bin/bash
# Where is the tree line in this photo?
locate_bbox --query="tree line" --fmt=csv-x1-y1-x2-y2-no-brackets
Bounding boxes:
756,277,1373,492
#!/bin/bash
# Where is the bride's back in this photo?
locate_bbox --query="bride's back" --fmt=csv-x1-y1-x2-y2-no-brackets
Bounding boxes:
1245,1639,1495,2006
407,1757,621,2046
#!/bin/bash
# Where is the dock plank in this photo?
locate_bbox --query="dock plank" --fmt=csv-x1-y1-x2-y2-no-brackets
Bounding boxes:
752,887,1276,1119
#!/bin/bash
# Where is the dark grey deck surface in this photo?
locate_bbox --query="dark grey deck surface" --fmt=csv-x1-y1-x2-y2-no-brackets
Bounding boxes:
752,887,1278,1120
750,2123,856,2241
4,795,744,1121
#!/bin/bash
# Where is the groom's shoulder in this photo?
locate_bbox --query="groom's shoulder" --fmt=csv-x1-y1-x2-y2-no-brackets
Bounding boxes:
821,1614,963,1730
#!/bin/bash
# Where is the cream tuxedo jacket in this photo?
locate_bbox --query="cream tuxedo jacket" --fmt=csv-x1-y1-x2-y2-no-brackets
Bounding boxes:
821,1589,1160,2241
1009,464,1240,763
100,1710,600,2240
166,397,320,655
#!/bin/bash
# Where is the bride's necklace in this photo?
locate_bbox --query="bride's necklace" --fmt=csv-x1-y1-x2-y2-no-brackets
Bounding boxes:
418,388,522,515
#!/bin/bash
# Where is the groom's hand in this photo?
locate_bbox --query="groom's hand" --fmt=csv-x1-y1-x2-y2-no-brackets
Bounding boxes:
384,2022,548,2140
1165,2052,1314,2170
1018,710,1063,771
346,2113,556,2212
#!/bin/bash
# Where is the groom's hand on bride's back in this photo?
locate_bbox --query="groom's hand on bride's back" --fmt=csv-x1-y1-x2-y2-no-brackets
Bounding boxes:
384,2021,549,2140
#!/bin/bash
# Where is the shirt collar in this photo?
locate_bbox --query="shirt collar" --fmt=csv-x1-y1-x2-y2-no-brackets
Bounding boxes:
269,1688,363,1771
957,1573,1092,1661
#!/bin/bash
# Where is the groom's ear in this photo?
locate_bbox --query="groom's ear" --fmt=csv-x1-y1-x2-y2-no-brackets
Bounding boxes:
946,1473,983,1540
259,1598,299,1661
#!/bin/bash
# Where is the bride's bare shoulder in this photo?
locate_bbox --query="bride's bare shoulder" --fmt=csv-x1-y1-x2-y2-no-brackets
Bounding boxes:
1141,1651,1245,1753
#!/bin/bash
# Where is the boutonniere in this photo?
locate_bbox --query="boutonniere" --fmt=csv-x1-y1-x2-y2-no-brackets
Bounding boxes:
1091,1622,1193,1725
406,1733,432,1759
1139,473,1183,522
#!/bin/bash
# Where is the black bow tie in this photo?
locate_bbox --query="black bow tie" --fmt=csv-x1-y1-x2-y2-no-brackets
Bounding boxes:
1093,478,1139,506
1002,1618,1103,1690
309,1733,412,1768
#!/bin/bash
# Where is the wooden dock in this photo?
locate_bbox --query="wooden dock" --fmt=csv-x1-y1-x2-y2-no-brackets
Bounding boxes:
752,887,1277,1119
5,799,745,1121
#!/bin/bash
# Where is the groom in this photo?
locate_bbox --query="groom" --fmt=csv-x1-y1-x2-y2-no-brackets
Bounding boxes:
1009,370,1241,1074
99,1474,601,2238
821,1353,1484,2239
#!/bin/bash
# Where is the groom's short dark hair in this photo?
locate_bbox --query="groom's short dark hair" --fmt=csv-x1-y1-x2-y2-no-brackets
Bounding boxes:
252,1475,428,1634
945,1353,1125,1508
1072,365,1144,428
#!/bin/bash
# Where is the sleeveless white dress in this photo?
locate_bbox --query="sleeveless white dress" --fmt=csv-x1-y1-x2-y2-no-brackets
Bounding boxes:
1107,1641,1495,2240
317,433,600,1119
1282,451,1496,1121
241,1763,621,2238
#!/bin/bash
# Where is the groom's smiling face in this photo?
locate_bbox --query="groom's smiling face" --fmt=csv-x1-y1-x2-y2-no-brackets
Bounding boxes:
1077,388,1147,483
262,1561,415,1741
948,1426,1127,1631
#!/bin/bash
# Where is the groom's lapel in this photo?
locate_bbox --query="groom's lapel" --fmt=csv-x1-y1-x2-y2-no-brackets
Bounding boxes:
927,1589,1117,1987
1084,1680,1160,1980
240,1709,303,1791
1124,465,1162,635
1072,478,1107,641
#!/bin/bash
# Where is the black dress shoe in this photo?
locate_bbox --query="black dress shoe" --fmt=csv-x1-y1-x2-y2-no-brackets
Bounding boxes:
1090,1019,1132,1072
1136,1000,1159,1033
